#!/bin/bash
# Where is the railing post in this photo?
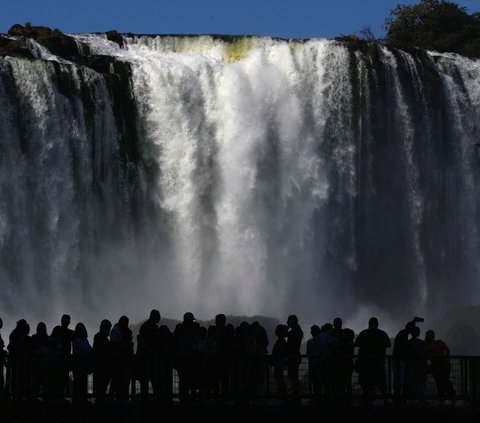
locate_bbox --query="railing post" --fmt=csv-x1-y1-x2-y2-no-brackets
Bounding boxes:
470,356,480,404
266,357,270,397
387,355,392,396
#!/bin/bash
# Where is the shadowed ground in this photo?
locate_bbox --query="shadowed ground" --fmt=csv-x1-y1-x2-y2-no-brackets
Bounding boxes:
1,399,480,423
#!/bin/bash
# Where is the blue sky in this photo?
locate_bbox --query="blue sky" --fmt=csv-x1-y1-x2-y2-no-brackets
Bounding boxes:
1,0,479,39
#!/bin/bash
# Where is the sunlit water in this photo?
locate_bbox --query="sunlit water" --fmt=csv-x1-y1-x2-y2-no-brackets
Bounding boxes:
1,34,479,336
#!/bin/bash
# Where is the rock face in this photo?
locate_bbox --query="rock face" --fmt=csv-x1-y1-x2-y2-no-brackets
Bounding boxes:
334,34,360,43
6,24,80,58
0,24,133,78
0,35,34,58
106,29,124,47
8,23,52,38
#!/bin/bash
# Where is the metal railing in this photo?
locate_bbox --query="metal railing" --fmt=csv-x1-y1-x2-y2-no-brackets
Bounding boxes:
2,354,479,404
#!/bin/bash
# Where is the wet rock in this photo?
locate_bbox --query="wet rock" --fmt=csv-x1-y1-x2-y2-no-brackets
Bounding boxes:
334,34,361,43
0,35,34,59
8,23,52,38
106,30,124,47
7,23,79,58
2,24,130,74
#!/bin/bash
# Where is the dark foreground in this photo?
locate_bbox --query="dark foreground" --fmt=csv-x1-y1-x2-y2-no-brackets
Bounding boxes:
1,399,480,423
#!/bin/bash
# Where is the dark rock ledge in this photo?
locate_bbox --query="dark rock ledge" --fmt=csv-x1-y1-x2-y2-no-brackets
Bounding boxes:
0,24,130,75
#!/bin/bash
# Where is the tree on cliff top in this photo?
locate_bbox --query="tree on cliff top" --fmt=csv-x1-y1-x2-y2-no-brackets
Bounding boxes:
384,0,480,57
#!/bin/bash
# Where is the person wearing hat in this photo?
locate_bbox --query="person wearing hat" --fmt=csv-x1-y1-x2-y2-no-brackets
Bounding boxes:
183,312,196,323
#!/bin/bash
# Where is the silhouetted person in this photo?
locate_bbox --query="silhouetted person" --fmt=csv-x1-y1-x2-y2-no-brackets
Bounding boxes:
354,317,391,403
215,314,226,327
8,319,32,402
197,325,217,395
60,314,75,354
213,313,229,396
93,319,113,402
220,323,236,397
110,316,133,401
393,319,416,401
174,312,199,402
252,321,268,396
137,309,161,400
315,323,335,399
272,324,288,398
406,326,427,400
231,321,256,400
157,324,174,403
72,322,93,404
286,314,303,401
252,321,268,354
332,317,355,400
30,322,49,398
306,325,322,400
393,316,424,401
425,330,455,398
59,314,74,394
45,326,64,399
0,318,5,393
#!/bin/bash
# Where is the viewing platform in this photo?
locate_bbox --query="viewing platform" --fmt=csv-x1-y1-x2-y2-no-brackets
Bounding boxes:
2,354,480,421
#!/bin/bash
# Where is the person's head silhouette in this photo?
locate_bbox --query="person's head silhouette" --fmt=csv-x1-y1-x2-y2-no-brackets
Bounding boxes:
150,309,161,324
61,314,71,328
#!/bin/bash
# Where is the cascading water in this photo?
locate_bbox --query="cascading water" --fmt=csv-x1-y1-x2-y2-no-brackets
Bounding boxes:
0,33,479,329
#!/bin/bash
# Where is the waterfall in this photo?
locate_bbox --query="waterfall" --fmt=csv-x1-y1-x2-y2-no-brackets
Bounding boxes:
1,34,479,328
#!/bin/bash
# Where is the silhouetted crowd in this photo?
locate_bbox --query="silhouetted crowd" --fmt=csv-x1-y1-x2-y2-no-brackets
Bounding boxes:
0,313,456,405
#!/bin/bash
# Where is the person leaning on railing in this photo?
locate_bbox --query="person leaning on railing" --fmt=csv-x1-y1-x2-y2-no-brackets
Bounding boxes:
425,330,455,398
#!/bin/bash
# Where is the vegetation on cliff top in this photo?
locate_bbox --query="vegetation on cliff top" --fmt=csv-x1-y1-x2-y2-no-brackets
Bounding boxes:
384,0,480,57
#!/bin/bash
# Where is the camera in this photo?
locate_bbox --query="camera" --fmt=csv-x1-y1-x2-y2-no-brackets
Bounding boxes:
413,316,424,323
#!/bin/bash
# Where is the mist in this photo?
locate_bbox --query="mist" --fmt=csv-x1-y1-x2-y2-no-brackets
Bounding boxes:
1,34,479,338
